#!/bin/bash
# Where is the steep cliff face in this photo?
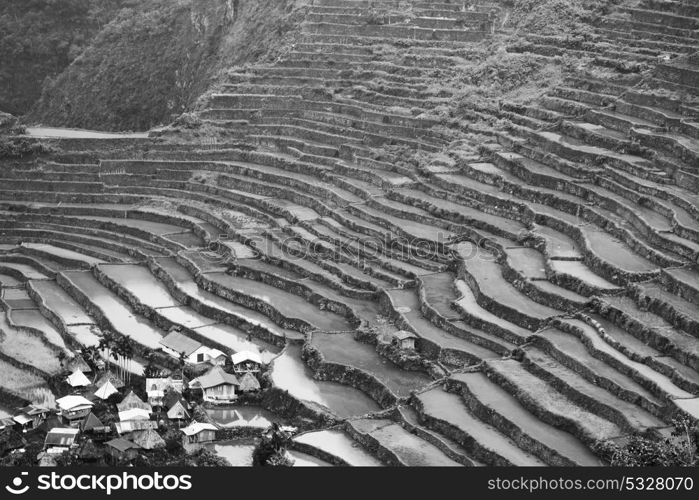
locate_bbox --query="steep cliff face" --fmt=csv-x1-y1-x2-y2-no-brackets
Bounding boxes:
27,0,308,131
0,0,132,115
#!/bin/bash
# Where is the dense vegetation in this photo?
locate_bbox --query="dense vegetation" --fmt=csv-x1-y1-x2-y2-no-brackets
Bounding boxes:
0,0,133,115
596,418,699,467
507,0,623,35
27,0,305,132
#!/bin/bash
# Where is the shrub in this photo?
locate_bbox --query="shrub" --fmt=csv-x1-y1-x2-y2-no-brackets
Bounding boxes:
594,417,699,466
0,136,54,159
507,0,617,36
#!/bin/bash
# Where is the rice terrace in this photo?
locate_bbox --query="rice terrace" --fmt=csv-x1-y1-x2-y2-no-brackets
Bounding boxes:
0,0,698,468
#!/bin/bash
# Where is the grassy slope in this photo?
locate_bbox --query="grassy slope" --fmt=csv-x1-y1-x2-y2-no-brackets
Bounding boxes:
27,0,308,132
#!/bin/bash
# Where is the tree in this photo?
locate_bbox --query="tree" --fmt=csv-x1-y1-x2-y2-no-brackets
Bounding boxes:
110,340,123,383
143,348,159,378
116,336,135,384
595,417,698,466
178,351,187,380
98,331,116,371
252,423,295,467
81,345,101,370
191,449,230,467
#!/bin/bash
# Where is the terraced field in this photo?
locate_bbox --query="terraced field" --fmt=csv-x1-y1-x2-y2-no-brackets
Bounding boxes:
2,0,699,465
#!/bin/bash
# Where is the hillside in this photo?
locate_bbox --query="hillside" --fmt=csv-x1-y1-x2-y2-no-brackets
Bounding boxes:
0,0,698,468
26,0,308,132
0,0,133,115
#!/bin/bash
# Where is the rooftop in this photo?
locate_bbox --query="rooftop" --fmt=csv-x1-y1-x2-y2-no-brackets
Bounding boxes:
180,421,218,436
105,437,141,453
56,395,94,412
231,350,263,365
191,366,239,389
159,330,202,357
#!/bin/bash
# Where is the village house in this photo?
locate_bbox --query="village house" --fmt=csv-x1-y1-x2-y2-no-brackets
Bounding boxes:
130,428,166,450
159,331,227,366
118,408,151,422
11,414,34,433
56,395,94,427
238,372,261,393
12,405,50,431
145,377,184,408
116,391,152,414
114,419,157,437
66,354,92,374
81,412,110,439
180,421,217,453
392,330,418,350
230,350,263,374
163,391,190,422
66,368,91,389
93,379,119,401
95,371,125,390
105,437,141,462
43,427,79,453
190,366,239,403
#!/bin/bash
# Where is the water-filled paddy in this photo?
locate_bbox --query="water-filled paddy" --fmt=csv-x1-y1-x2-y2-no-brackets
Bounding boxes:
63,271,165,348
311,332,432,398
270,345,380,418
206,273,352,331
293,429,381,466
30,279,93,324
206,406,282,428
206,439,256,466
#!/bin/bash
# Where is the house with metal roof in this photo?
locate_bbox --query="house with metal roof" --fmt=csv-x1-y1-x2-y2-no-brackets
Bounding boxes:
43,427,79,451
56,395,94,427
113,419,158,437
180,421,217,453
118,408,151,422
159,331,227,366
12,404,51,432
230,350,263,374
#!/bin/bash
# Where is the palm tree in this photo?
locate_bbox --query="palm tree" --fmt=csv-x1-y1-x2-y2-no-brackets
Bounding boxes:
178,351,187,380
111,340,124,383
98,331,116,372
120,337,135,385
85,345,101,368
143,348,158,378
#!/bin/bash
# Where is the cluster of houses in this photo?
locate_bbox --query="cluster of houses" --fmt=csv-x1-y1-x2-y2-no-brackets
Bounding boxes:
1,346,267,465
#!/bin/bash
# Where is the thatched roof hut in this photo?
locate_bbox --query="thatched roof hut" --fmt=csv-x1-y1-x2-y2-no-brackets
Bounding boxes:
94,371,125,390
130,428,166,450
238,372,261,392
116,391,151,413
